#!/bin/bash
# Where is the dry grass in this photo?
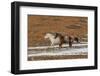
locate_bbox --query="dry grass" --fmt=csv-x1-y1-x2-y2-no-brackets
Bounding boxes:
28,15,88,47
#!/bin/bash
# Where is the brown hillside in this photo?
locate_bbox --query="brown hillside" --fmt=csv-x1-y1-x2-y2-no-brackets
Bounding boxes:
28,15,88,47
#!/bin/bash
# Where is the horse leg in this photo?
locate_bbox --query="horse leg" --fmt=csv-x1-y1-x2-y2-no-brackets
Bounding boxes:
59,43,62,49
50,43,55,50
46,43,53,51
69,41,72,47
68,36,73,48
50,43,53,47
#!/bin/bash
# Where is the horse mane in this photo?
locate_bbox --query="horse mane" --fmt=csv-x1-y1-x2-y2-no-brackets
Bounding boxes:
45,32,64,39
54,32,63,39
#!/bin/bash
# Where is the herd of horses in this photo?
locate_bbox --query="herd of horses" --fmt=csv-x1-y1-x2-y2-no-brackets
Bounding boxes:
44,32,80,48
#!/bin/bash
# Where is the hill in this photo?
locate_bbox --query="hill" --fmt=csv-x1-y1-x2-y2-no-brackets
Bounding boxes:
28,15,88,47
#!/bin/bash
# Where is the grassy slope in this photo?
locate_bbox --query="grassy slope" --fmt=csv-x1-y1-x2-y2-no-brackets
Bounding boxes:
28,15,87,47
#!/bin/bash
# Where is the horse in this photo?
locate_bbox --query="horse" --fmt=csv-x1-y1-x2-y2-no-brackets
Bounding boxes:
44,32,80,48
44,32,66,48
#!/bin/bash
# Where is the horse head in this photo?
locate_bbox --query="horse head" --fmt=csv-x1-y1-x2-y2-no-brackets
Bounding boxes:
44,32,53,39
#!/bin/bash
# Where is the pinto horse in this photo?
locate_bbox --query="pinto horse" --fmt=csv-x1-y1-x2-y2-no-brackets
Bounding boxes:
44,32,79,48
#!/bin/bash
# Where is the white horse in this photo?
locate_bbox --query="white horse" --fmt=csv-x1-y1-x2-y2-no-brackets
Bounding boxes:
44,32,66,48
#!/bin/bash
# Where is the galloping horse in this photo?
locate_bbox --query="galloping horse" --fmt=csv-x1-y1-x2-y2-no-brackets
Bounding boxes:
44,32,79,48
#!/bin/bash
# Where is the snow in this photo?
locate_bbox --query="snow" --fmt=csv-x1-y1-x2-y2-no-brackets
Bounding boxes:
28,43,88,57
28,42,87,50
28,47,87,57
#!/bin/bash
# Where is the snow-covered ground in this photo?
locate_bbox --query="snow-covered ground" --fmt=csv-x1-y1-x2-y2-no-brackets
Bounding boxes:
28,42,88,57
28,42,87,50
28,47,87,57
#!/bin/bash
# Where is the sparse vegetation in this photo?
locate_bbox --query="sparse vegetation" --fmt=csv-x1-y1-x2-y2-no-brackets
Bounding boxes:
28,15,88,47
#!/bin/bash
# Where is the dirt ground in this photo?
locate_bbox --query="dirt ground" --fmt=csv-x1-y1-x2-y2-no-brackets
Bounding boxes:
28,55,87,61
28,15,88,47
